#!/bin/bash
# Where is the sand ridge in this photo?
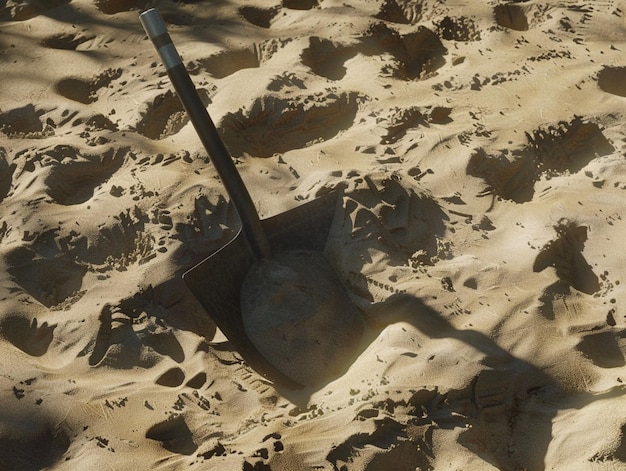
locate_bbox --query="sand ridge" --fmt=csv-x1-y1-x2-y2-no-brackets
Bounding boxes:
1,0,626,469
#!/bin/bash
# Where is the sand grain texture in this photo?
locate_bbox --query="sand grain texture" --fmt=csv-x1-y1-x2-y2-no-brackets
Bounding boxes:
1,0,626,469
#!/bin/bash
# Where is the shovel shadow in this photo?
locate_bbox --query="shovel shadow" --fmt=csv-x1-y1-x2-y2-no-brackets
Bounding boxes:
359,293,626,470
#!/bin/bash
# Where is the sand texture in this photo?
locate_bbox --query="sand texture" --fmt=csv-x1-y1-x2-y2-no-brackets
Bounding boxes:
1,0,626,469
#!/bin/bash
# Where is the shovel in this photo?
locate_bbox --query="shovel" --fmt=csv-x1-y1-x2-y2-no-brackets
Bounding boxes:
140,9,352,388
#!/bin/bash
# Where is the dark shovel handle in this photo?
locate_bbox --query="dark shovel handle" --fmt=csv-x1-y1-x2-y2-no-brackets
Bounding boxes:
140,8,271,260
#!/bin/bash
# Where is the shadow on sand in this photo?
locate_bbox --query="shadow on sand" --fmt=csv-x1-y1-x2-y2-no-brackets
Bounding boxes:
286,292,626,470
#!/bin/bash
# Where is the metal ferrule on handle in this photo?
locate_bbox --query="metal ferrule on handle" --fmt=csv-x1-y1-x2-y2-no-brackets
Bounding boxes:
139,9,271,260
139,10,182,71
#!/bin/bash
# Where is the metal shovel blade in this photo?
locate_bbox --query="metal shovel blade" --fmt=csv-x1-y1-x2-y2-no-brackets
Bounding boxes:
182,191,339,388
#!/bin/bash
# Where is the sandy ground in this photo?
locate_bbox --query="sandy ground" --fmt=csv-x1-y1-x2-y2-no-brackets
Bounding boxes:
1,0,626,469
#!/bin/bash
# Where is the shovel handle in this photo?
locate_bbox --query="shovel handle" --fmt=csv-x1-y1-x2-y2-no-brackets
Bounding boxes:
140,8,271,260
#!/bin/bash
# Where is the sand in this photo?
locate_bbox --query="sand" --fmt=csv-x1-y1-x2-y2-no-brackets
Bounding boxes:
1,0,626,469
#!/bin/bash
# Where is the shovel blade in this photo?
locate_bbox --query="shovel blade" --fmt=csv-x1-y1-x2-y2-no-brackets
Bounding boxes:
182,190,340,387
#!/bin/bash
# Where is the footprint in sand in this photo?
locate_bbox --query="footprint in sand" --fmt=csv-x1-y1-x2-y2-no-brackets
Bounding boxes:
267,72,306,92
191,48,261,79
156,367,185,387
43,145,127,205
89,296,184,369
185,37,286,79
135,88,209,140
375,0,416,24
238,6,279,29
301,37,356,81
495,3,558,32
0,104,54,139
467,117,615,203
185,372,206,389
378,106,428,144
328,408,434,471
598,66,626,97
54,68,122,105
219,91,359,158
0,316,56,357
358,23,447,80
328,172,448,269
89,304,142,368
84,206,151,267
436,16,482,42
282,0,318,10
494,3,529,31
40,32,96,50
576,331,626,368
527,118,615,174
6,245,87,308
84,113,118,132
173,192,237,250
145,415,197,455
259,22,446,83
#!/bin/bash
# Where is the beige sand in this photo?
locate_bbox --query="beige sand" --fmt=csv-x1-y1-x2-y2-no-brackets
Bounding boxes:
1,0,626,469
